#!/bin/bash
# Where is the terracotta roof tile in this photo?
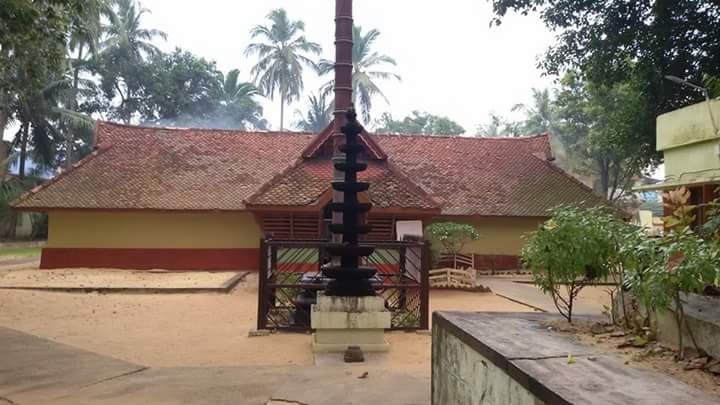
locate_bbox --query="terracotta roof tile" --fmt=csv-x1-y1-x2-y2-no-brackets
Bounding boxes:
14,122,607,216
13,122,314,210
375,133,606,216
246,159,439,210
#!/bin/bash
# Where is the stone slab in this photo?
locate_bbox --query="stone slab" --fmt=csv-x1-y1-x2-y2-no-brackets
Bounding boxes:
312,331,390,352
435,311,596,361
311,310,391,329
314,329,387,345
314,293,386,312
512,355,719,405
0,326,144,404
433,311,719,405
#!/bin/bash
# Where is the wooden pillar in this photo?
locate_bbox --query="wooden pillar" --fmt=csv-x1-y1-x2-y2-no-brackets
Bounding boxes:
331,0,354,245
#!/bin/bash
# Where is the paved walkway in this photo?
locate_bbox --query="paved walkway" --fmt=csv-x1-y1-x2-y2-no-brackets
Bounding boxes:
0,326,429,405
478,276,607,317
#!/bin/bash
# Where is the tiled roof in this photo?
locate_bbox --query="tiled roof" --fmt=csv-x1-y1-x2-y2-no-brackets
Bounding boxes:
14,121,607,216
12,122,314,210
375,133,606,216
246,159,440,210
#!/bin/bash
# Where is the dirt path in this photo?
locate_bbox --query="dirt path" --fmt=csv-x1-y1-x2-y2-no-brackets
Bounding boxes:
0,273,529,373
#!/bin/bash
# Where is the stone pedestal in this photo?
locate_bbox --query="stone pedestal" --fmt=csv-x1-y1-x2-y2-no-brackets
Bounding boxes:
311,293,391,352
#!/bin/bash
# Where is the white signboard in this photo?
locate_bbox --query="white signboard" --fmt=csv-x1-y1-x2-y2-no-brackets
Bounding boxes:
396,220,423,241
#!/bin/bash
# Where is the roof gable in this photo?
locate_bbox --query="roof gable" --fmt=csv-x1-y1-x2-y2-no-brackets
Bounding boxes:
245,159,440,211
300,120,388,160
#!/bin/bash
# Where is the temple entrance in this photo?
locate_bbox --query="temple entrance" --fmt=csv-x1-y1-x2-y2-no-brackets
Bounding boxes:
256,238,430,331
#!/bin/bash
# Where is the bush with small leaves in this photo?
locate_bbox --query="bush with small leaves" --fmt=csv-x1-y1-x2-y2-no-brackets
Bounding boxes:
425,222,480,256
522,205,634,322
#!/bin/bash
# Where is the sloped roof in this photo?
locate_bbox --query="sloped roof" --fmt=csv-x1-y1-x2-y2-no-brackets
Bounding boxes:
13,121,607,216
375,133,605,216
12,122,314,210
246,159,440,210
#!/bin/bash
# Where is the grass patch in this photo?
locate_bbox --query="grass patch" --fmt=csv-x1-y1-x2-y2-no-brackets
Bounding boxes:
0,247,41,259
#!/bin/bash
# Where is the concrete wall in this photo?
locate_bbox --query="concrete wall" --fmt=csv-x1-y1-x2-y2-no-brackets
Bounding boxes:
47,211,261,248
432,322,544,405
657,99,720,184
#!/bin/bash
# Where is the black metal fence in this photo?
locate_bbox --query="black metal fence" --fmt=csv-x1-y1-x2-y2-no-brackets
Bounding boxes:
257,239,430,331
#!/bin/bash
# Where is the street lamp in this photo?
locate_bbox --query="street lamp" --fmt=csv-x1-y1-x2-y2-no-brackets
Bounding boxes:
665,75,719,137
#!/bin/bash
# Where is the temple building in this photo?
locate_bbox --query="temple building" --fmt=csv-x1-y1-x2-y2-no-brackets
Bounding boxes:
12,118,605,270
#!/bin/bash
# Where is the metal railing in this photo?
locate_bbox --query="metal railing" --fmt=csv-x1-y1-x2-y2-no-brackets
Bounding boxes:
257,239,430,331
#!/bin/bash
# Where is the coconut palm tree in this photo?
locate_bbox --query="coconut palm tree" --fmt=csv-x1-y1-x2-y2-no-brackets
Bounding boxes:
244,9,321,132
64,0,114,166
12,76,94,179
99,0,166,124
294,93,331,133
103,0,167,60
512,88,555,134
317,25,401,124
216,69,266,129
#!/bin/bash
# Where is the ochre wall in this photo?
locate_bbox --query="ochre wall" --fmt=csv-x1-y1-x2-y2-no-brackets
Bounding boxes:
48,211,261,248
428,216,543,269
430,216,543,256
42,211,262,270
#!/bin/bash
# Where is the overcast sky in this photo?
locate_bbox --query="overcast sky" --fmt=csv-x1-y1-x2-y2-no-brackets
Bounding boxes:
139,0,556,134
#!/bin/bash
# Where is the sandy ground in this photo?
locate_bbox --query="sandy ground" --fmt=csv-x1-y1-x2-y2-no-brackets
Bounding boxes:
0,272,533,376
0,267,241,289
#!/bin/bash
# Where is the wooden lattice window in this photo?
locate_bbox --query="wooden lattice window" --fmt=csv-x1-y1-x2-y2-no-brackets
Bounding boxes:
261,213,321,239
365,215,395,241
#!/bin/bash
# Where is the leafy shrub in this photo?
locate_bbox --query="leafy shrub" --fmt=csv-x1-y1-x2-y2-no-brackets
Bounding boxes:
522,205,634,322
425,222,479,256
624,187,720,358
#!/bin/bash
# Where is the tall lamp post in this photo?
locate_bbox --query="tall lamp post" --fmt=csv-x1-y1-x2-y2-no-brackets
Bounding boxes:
665,75,719,137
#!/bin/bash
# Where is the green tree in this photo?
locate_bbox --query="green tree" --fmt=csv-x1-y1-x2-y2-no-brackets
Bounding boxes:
522,206,632,322
318,25,401,124
138,49,223,126
103,0,166,60
490,0,720,163
0,0,83,148
216,69,266,130
512,88,555,134
245,8,321,132
426,222,480,256
625,188,720,358
475,113,523,137
376,111,464,135
554,71,656,200
98,0,166,123
294,93,331,133
63,0,113,166
136,53,266,130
